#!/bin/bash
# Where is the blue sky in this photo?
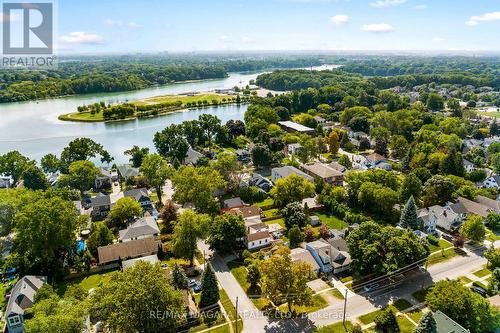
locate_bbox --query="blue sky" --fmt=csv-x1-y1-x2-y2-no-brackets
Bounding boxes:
14,0,500,53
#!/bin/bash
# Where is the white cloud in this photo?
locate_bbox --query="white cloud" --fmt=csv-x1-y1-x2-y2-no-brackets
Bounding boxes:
105,19,143,28
59,32,104,45
466,11,500,26
330,14,349,25
361,23,395,33
370,0,406,8
414,4,428,10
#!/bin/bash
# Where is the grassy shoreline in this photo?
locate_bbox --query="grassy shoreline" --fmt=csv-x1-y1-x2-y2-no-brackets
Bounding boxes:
59,93,249,123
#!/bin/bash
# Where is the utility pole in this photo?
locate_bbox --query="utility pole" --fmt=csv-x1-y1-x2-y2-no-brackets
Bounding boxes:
342,289,348,327
235,296,239,333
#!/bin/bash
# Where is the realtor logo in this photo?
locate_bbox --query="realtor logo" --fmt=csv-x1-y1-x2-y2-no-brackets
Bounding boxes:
2,2,53,54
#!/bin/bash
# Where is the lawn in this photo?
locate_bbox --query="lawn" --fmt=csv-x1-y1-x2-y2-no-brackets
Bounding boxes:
220,288,242,333
313,321,354,332
134,93,229,106
457,276,472,284
393,299,412,311
397,315,416,333
473,267,491,278
264,217,285,228
56,269,117,296
314,212,348,230
263,208,280,218
0,279,17,311
427,248,462,266
255,198,275,208
477,111,500,118
227,261,269,310
411,288,430,303
358,308,387,325
277,293,328,314
331,288,345,299
407,309,423,323
428,239,452,253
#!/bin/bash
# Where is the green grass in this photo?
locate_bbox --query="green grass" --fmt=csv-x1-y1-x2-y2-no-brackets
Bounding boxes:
227,261,269,311
313,321,354,332
473,267,491,278
220,288,242,333
0,279,17,311
340,276,353,283
277,293,328,314
358,308,386,325
56,269,117,296
412,288,430,303
202,324,231,333
255,197,275,208
263,208,280,218
486,229,500,242
427,248,461,266
477,111,500,118
264,217,285,228
428,239,452,253
397,315,416,333
331,288,345,299
407,309,423,323
393,299,412,311
314,212,348,230
134,93,229,106
457,276,472,284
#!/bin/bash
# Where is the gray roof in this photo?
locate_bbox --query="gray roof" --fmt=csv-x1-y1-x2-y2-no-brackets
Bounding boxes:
433,311,470,333
90,193,111,207
5,275,47,318
278,121,315,132
185,147,203,165
124,188,149,202
119,216,160,241
476,195,500,211
272,166,314,182
117,165,140,179
122,254,159,270
291,248,320,272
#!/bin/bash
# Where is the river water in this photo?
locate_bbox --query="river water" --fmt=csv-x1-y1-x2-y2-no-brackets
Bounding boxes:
0,65,338,163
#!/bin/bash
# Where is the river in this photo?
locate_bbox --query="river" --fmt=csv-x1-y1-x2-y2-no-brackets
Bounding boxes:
0,65,338,164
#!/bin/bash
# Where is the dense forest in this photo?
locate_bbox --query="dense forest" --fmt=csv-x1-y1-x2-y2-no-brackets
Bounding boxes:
0,54,325,103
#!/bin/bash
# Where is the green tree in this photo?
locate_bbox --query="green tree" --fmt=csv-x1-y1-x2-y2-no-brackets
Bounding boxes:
247,263,261,289
22,165,49,190
485,245,500,269
199,264,219,307
40,153,61,173
328,131,340,154
338,154,352,169
374,308,399,333
270,174,315,208
60,138,109,169
389,135,409,160
260,247,312,312
86,221,114,254
0,150,33,183
288,225,304,248
251,144,273,168
141,154,171,203
414,312,437,333
206,213,245,253
281,202,309,230
198,114,222,147
426,93,444,111
153,124,189,163
60,160,100,196
426,279,500,333
399,196,420,230
172,263,188,289
171,166,226,214
459,215,486,243
400,173,422,203
14,196,78,275
447,98,462,117
124,145,150,168
90,261,185,333
106,197,142,229
422,175,455,207
170,210,209,266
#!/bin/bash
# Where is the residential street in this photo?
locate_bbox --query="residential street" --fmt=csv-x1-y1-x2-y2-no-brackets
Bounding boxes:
201,240,498,333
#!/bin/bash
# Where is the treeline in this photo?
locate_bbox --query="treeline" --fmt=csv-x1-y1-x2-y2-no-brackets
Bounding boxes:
369,73,500,90
256,69,365,90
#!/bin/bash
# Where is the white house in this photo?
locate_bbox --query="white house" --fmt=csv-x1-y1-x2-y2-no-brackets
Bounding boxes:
484,176,500,189
0,175,13,189
119,216,160,242
463,159,475,173
418,205,462,232
271,165,314,183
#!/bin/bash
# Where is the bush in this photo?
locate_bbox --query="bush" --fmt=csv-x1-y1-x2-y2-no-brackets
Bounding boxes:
427,235,439,246
374,308,399,333
239,186,266,204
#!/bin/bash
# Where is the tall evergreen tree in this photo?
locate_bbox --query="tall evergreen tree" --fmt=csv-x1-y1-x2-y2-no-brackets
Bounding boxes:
200,264,219,307
399,196,419,230
414,312,437,333
172,263,188,289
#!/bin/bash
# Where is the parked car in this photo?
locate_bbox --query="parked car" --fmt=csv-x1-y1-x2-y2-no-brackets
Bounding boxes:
363,283,379,292
188,279,197,288
193,283,202,293
470,286,487,297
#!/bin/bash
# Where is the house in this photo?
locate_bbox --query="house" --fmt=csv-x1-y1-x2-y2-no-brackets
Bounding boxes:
184,147,204,165
124,188,153,211
244,173,273,192
121,254,159,270
365,153,386,166
310,215,320,226
450,197,491,218
278,121,315,135
432,311,470,333
97,237,160,265
418,205,462,232
119,216,160,242
5,275,47,333
301,162,344,186
226,205,262,220
375,162,392,171
90,193,112,220
329,161,347,173
302,197,323,211
313,116,326,124
222,197,245,209
306,238,352,274
286,143,302,155
462,139,483,153
350,154,370,169
271,165,314,183
291,248,320,275
484,175,500,189
117,164,140,181
0,175,13,189
463,159,475,173
245,220,272,250
94,168,115,190
235,149,250,162
46,172,60,187
475,195,500,213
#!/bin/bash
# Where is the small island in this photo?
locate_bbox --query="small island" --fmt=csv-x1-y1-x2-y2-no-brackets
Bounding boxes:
59,92,252,122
